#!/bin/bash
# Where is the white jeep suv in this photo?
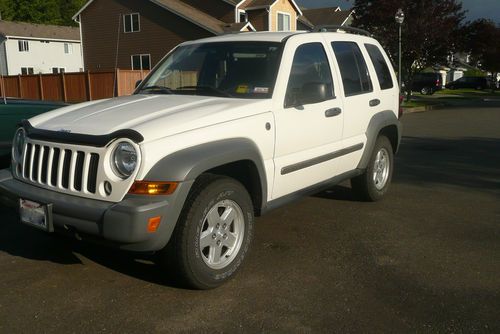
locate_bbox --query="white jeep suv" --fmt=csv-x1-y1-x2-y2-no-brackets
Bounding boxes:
0,28,401,289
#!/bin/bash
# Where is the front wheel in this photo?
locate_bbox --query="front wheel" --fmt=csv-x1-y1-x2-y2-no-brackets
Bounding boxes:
351,136,394,201
160,175,254,289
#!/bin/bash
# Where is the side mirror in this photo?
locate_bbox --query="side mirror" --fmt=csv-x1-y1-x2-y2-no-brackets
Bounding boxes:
135,80,142,89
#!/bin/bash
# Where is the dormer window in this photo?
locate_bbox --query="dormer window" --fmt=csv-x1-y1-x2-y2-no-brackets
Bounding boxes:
277,12,291,31
124,13,140,33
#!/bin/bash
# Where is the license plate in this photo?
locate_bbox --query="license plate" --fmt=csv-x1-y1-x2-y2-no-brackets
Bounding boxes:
19,199,53,232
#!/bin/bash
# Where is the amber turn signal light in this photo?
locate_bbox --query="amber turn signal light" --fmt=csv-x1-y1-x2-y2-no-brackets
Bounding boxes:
128,181,178,195
147,216,162,233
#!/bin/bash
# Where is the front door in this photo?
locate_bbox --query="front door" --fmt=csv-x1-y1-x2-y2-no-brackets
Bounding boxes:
272,39,344,200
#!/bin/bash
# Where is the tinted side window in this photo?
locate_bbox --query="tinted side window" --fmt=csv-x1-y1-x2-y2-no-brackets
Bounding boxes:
332,42,373,96
365,44,393,90
285,43,334,107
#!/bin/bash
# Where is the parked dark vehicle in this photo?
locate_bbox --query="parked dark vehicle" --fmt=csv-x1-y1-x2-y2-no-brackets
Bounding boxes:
445,76,490,90
0,99,66,168
410,72,442,95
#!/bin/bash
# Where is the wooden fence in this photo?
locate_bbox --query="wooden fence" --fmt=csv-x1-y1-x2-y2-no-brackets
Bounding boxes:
0,69,150,103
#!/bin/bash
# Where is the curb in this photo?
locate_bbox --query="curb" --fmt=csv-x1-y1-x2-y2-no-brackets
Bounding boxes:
403,104,446,114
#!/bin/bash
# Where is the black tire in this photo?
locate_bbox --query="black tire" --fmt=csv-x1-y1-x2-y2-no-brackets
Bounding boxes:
160,174,254,289
420,87,429,95
351,136,394,202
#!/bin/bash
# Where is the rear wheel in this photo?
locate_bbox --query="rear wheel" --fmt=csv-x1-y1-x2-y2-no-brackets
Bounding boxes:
160,174,254,289
351,136,394,201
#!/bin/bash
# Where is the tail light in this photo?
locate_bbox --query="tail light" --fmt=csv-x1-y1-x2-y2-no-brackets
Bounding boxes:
436,79,440,87
398,94,404,119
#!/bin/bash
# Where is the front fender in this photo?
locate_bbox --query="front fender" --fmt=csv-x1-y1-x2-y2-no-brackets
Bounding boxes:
144,138,268,206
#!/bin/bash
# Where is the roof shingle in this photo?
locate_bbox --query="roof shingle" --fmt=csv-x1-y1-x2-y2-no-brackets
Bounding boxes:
0,20,80,41
152,0,226,34
302,8,353,27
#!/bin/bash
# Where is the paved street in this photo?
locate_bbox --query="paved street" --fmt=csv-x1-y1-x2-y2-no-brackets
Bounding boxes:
0,106,499,333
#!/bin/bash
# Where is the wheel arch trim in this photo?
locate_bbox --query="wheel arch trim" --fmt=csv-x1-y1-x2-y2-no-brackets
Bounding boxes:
357,110,401,170
144,138,268,211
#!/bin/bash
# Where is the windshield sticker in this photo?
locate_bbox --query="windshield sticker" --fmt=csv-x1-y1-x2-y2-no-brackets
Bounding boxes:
236,85,249,94
254,87,269,94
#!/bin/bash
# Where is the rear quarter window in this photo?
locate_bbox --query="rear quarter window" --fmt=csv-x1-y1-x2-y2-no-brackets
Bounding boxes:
331,41,373,97
365,44,394,90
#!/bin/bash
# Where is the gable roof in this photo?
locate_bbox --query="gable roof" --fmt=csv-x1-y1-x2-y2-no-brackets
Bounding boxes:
151,0,226,34
222,0,241,5
297,15,314,29
301,8,353,27
73,0,228,35
0,20,80,41
222,21,256,32
241,0,302,15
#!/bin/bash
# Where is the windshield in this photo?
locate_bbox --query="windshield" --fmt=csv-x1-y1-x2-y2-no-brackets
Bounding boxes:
137,41,283,99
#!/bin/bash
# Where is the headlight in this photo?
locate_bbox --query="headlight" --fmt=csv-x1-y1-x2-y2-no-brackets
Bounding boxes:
12,128,26,162
111,142,137,179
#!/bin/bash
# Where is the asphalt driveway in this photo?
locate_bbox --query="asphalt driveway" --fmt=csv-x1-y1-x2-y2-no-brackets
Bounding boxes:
0,106,499,333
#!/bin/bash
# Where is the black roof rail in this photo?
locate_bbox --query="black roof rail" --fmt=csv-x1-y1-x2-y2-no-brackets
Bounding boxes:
314,25,371,37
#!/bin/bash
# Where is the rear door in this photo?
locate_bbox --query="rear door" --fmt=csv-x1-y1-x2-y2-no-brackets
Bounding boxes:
326,38,379,171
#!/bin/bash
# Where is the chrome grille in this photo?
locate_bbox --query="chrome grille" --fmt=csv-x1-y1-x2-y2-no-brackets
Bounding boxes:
22,143,100,194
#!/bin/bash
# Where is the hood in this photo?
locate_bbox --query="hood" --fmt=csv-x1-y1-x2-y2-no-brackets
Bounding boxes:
29,94,271,143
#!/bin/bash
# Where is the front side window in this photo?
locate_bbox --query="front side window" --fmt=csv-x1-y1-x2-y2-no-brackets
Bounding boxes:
332,41,373,96
277,12,291,31
365,44,393,90
124,13,140,33
285,43,334,108
131,54,151,70
137,42,283,99
18,40,29,52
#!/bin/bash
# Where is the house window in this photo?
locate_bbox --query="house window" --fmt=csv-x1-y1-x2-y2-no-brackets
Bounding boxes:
277,12,291,31
21,67,34,75
131,54,151,70
52,67,66,74
238,10,248,23
18,40,29,52
124,13,140,33
64,43,73,54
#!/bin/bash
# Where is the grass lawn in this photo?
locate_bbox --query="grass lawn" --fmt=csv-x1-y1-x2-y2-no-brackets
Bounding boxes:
436,89,500,97
402,100,428,108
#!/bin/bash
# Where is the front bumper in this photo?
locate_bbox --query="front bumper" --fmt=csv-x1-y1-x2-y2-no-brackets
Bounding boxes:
0,169,192,252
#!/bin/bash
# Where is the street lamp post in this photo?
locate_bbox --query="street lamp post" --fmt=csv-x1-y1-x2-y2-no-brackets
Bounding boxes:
395,8,405,90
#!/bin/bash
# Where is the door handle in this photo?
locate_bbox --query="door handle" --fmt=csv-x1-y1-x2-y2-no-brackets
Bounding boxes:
325,107,342,117
369,99,381,107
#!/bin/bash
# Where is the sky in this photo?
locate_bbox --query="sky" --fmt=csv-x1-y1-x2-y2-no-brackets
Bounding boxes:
296,0,500,23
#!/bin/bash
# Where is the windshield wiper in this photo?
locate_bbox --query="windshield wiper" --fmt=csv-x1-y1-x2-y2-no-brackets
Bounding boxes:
176,86,233,97
138,85,173,95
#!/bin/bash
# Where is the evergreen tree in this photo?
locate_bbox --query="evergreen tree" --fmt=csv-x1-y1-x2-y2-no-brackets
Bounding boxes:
0,0,86,26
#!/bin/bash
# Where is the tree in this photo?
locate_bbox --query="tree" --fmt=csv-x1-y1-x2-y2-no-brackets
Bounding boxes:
0,0,86,26
463,19,500,90
351,0,465,99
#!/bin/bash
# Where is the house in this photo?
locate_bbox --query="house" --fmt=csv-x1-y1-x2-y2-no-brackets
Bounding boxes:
298,7,354,31
73,0,303,71
0,20,83,75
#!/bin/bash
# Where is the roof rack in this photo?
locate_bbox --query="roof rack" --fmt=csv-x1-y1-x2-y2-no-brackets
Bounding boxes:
313,25,371,37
